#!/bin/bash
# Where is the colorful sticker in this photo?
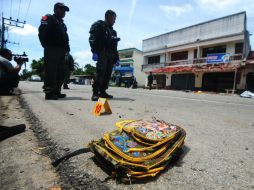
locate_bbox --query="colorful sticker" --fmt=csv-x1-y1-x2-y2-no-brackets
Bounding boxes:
127,141,138,148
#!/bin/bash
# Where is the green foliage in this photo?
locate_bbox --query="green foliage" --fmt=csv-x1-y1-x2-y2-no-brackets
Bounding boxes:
30,58,44,80
73,67,85,75
84,64,96,75
20,56,96,80
73,61,79,70
72,61,83,75
20,57,44,80
72,63,95,75
20,69,32,80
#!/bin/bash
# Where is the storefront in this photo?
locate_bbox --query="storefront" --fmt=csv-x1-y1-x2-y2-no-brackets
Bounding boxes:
171,73,195,90
153,74,166,89
246,72,254,91
202,72,235,92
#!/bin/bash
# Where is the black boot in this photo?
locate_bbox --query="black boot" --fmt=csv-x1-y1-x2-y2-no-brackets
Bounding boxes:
91,93,99,101
45,93,58,100
99,91,113,99
57,93,66,98
63,84,70,89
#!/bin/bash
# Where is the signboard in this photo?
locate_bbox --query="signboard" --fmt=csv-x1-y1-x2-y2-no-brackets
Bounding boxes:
93,98,112,116
206,53,230,64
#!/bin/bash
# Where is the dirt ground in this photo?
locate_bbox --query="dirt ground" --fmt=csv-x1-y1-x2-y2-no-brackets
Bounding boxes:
0,94,60,190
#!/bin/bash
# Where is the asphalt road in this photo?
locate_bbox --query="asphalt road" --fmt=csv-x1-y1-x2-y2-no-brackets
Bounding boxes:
19,81,254,190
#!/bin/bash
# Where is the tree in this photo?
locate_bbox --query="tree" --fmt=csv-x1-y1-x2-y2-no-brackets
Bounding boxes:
20,57,44,80
72,62,95,75
20,69,32,80
30,58,44,80
72,62,86,75
73,61,79,70
84,64,96,75
73,68,85,75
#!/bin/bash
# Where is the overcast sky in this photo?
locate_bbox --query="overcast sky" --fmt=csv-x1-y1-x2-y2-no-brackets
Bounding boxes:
1,0,254,69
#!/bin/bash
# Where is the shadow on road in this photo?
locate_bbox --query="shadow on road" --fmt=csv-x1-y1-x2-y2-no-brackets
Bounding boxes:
21,90,43,94
89,144,190,184
57,97,88,101
111,97,135,101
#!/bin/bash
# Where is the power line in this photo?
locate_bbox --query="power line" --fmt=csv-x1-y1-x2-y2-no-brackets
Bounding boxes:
1,16,25,48
0,0,3,14
24,0,31,21
17,0,21,19
0,0,31,49
10,0,12,18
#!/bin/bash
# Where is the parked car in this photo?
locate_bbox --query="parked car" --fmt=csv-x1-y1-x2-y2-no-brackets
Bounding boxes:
30,75,41,81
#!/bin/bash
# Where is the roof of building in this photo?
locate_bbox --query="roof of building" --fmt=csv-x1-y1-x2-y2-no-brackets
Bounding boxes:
118,48,143,53
143,11,246,42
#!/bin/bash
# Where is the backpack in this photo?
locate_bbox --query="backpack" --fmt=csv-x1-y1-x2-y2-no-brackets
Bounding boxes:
52,119,186,184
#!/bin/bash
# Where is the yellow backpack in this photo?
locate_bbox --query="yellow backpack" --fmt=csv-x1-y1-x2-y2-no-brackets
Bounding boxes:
53,119,186,183
89,119,186,183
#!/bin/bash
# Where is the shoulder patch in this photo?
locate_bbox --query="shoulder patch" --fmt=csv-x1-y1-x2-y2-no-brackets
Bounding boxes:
42,15,48,21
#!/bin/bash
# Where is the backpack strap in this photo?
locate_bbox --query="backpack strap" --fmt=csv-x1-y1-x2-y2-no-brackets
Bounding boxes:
52,147,91,167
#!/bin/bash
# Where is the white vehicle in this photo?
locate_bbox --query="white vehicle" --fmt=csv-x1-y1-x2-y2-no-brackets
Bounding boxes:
30,75,41,81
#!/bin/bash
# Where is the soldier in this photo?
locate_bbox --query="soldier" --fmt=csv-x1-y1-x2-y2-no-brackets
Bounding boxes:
63,54,74,89
148,72,154,90
89,10,120,101
38,2,70,100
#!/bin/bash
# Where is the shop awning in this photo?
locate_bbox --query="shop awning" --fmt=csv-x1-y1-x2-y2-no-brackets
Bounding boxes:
152,66,193,73
113,66,134,72
152,64,239,73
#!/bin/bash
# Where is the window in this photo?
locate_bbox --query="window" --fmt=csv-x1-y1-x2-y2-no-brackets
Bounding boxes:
124,53,133,58
148,55,160,64
171,51,188,61
121,64,130,67
235,43,243,54
119,52,133,59
194,49,197,58
202,45,226,57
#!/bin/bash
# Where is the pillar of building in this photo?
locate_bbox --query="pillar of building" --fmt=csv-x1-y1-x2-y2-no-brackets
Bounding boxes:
194,72,204,90
165,73,172,87
197,46,201,58
237,68,248,90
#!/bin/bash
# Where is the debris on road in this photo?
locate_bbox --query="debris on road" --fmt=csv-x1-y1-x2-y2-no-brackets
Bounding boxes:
240,90,254,98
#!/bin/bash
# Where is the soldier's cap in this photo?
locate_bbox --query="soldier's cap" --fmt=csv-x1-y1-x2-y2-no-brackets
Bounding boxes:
54,2,69,12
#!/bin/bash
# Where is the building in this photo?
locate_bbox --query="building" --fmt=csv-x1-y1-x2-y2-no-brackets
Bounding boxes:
142,12,254,92
113,48,145,86
70,75,93,85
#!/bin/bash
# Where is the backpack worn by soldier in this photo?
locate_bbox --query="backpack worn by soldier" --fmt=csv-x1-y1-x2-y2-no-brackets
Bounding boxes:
89,10,120,101
38,2,70,100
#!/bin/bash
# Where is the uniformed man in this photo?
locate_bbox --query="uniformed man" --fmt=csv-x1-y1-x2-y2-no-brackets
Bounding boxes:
148,72,154,90
89,10,120,101
63,53,74,89
38,2,70,100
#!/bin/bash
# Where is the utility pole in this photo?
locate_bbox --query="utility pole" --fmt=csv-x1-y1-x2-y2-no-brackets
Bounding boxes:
1,13,25,49
1,13,4,48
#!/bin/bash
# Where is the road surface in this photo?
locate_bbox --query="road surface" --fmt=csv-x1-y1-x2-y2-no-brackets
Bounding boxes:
19,81,254,190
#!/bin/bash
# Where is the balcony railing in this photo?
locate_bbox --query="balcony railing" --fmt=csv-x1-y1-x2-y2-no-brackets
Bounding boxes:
142,54,243,71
